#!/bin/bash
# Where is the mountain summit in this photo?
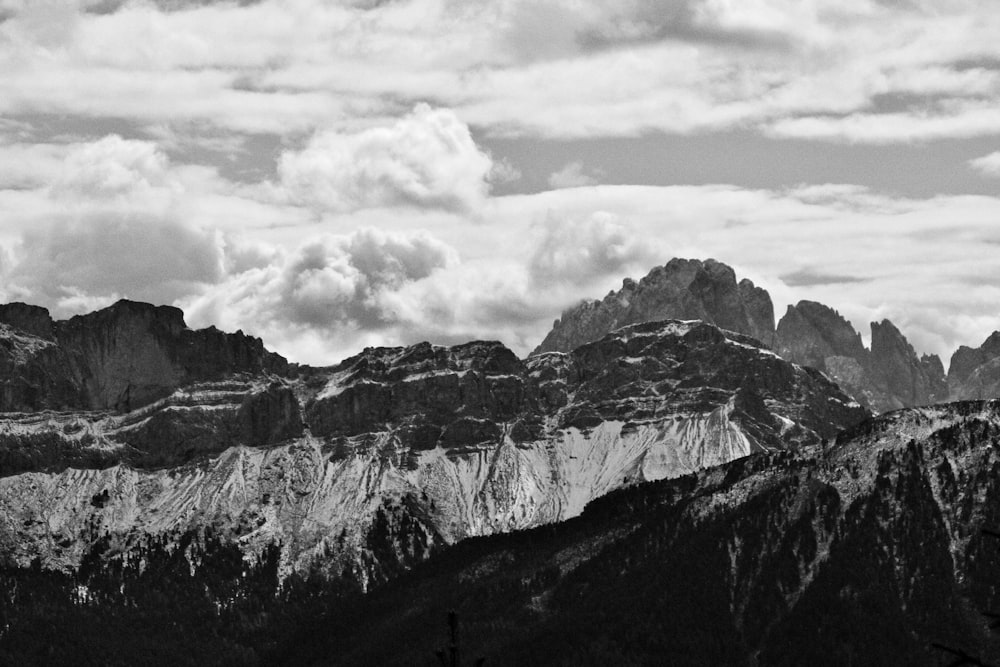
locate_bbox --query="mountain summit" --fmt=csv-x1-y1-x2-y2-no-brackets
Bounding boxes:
534,258,776,355
535,259,958,413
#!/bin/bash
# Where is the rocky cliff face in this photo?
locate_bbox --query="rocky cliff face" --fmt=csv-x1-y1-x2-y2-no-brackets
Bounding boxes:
869,319,949,409
0,312,865,588
949,331,1000,400
774,302,946,412
0,299,288,413
276,400,1000,666
533,258,776,354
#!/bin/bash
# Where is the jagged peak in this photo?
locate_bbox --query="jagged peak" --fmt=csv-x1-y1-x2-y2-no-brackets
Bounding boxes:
534,257,776,355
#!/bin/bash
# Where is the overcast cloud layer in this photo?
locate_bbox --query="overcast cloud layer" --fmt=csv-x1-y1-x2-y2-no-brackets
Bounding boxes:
2,0,1000,365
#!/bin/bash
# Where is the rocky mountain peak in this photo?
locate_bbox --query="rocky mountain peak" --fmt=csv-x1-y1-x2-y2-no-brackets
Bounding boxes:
0,302,55,340
948,330,1000,399
535,262,957,412
775,300,866,369
775,305,946,412
0,299,288,413
869,319,948,409
62,298,187,333
533,258,776,354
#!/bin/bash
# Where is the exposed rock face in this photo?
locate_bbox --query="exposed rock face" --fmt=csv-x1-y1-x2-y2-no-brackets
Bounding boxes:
869,319,948,409
0,379,303,475
0,299,288,413
534,261,958,411
533,258,776,354
738,277,777,347
279,401,1000,666
0,302,55,339
305,340,526,447
949,331,1000,400
776,301,946,412
0,316,866,586
775,300,867,369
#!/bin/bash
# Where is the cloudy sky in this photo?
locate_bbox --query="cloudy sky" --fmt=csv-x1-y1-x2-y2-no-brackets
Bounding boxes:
2,0,1000,365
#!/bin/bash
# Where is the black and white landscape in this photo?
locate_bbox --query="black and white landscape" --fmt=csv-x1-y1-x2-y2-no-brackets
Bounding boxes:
3,2,1000,666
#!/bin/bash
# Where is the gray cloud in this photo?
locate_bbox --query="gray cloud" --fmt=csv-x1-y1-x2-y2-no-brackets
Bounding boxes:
186,227,457,338
576,0,794,53
779,268,870,288
11,213,224,314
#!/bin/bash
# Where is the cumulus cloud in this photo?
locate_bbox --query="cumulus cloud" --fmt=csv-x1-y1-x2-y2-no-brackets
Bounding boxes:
182,227,458,360
528,210,659,286
548,161,599,189
278,104,493,213
0,142,69,190
52,134,174,200
969,151,1000,177
2,134,224,315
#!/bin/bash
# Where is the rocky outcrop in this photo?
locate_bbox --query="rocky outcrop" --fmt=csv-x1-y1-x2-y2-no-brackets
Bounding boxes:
0,379,303,475
0,302,55,339
276,400,1000,666
0,299,288,413
305,340,526,446
775,301,946,412
869,319,948,409
533,258,776,354
0,316,866,585
948,331,1000,400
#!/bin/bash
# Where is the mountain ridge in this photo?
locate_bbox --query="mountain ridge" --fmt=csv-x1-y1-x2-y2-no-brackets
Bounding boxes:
0,311,865,589
533,258,1000,412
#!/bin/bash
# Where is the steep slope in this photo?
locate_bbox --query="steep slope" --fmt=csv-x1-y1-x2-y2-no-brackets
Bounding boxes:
0,318,865,590
5,400,994,666
0,299,288,413
949,331,1000,400
776,301,947,412
533,258,776,354
274,400,1000,666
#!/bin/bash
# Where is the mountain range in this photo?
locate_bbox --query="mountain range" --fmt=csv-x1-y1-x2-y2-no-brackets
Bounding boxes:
3,258,1000,665
537,257,1000,412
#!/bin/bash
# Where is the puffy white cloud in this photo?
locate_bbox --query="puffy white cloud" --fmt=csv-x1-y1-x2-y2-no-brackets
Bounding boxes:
547,161,599,189
182,227,458,361
969,151,1000,178
278,104,494,213
528,211,659,286
52,134,174,200
0,142,69,190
